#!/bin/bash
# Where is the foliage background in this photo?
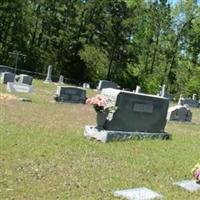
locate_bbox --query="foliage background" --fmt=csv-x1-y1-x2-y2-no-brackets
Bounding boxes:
0,0,199,97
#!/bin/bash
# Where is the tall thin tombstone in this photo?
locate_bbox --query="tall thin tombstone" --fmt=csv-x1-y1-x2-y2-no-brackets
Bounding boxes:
44,65,52,83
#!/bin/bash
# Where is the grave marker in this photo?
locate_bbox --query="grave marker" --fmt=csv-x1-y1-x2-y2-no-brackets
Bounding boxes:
18,74,33,85
174,180,200,192
0,72,15,84
44,65,52,83
85,88,170,142
97,80,118,91
167,105,192,122
7,82,34,93
54,86,86,104
114,187,163,200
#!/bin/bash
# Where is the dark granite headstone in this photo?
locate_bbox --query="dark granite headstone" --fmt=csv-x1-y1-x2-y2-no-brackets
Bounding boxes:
104,91,169,133
167,105,192,122
97,80,118,91
54,86,86,104
0,72,15,84
84,89,170,142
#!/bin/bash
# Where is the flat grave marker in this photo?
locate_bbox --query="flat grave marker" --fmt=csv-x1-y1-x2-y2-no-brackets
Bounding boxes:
174,180,200,192
114,187,163,200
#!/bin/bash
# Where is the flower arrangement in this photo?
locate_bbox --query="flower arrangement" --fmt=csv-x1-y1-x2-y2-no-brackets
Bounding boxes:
191,163,200,183
86,94,117,128
86,95,108,112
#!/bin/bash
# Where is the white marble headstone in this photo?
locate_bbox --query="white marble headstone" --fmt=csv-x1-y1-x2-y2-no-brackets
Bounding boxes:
174,180,200,192
7,82,34,93
114,187,163,200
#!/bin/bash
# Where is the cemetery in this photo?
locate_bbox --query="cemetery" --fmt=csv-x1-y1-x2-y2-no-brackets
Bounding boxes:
0,1,200,199
0,78,200,200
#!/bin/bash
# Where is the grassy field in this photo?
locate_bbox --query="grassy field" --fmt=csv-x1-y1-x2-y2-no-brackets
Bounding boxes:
0,80,200,200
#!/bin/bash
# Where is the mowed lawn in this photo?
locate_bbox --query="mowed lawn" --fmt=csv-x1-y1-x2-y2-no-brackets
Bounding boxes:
0,80,200,200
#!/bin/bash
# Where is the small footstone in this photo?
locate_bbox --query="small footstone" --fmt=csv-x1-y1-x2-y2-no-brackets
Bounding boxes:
174,180,200,192
114,187,163,200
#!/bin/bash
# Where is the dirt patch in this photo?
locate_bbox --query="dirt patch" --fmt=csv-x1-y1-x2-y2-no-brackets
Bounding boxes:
0,93,18,101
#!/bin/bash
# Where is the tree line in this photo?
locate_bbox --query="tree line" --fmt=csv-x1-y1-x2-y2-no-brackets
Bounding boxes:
0,0,200,97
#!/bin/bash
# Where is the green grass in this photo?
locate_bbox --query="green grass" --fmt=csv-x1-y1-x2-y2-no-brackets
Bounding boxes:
0,80,200,200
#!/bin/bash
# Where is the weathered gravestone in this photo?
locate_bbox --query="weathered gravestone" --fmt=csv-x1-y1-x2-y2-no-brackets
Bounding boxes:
84,88,170,142
54,86,86,104
0,72,15,84
44,65,52,83
167,105,192,122
7,82,34,93
17,74,33,85
97,80,118,91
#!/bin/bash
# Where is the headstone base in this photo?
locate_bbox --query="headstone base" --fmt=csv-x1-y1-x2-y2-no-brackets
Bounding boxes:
84,125,171,143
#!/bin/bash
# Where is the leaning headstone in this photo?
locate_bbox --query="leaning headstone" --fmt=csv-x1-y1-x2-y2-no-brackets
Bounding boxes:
167,105,192,122
44,65,52,83
85,89,170,142
17,74,33,85
0,72,15,84
7,82,34,93
54,86,86,104
114,187,163,200
174,180,200,192
97,80,118,91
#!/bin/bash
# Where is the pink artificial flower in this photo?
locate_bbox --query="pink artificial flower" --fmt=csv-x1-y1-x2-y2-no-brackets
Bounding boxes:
86,95,107,109
195,169,200,181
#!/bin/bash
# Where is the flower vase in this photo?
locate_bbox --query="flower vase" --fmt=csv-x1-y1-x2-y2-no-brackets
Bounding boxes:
96,111,107,129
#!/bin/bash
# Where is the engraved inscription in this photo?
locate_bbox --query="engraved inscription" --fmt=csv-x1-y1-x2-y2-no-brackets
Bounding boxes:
133,103,153,113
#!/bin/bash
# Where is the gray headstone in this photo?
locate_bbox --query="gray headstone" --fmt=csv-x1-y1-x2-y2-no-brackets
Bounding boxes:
174,180,200,192
82,83,90,89
160,85,166,97
18,74,33,85
103,90,169,133
97,80,118,91
167,105,192,122
54,86,86,104
0,72,15,84
7,82,34,93
44,65,52,83
192,94,197,100
114,187,163,200
136,86,141,93
178,97,199,108
58,75,64,84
